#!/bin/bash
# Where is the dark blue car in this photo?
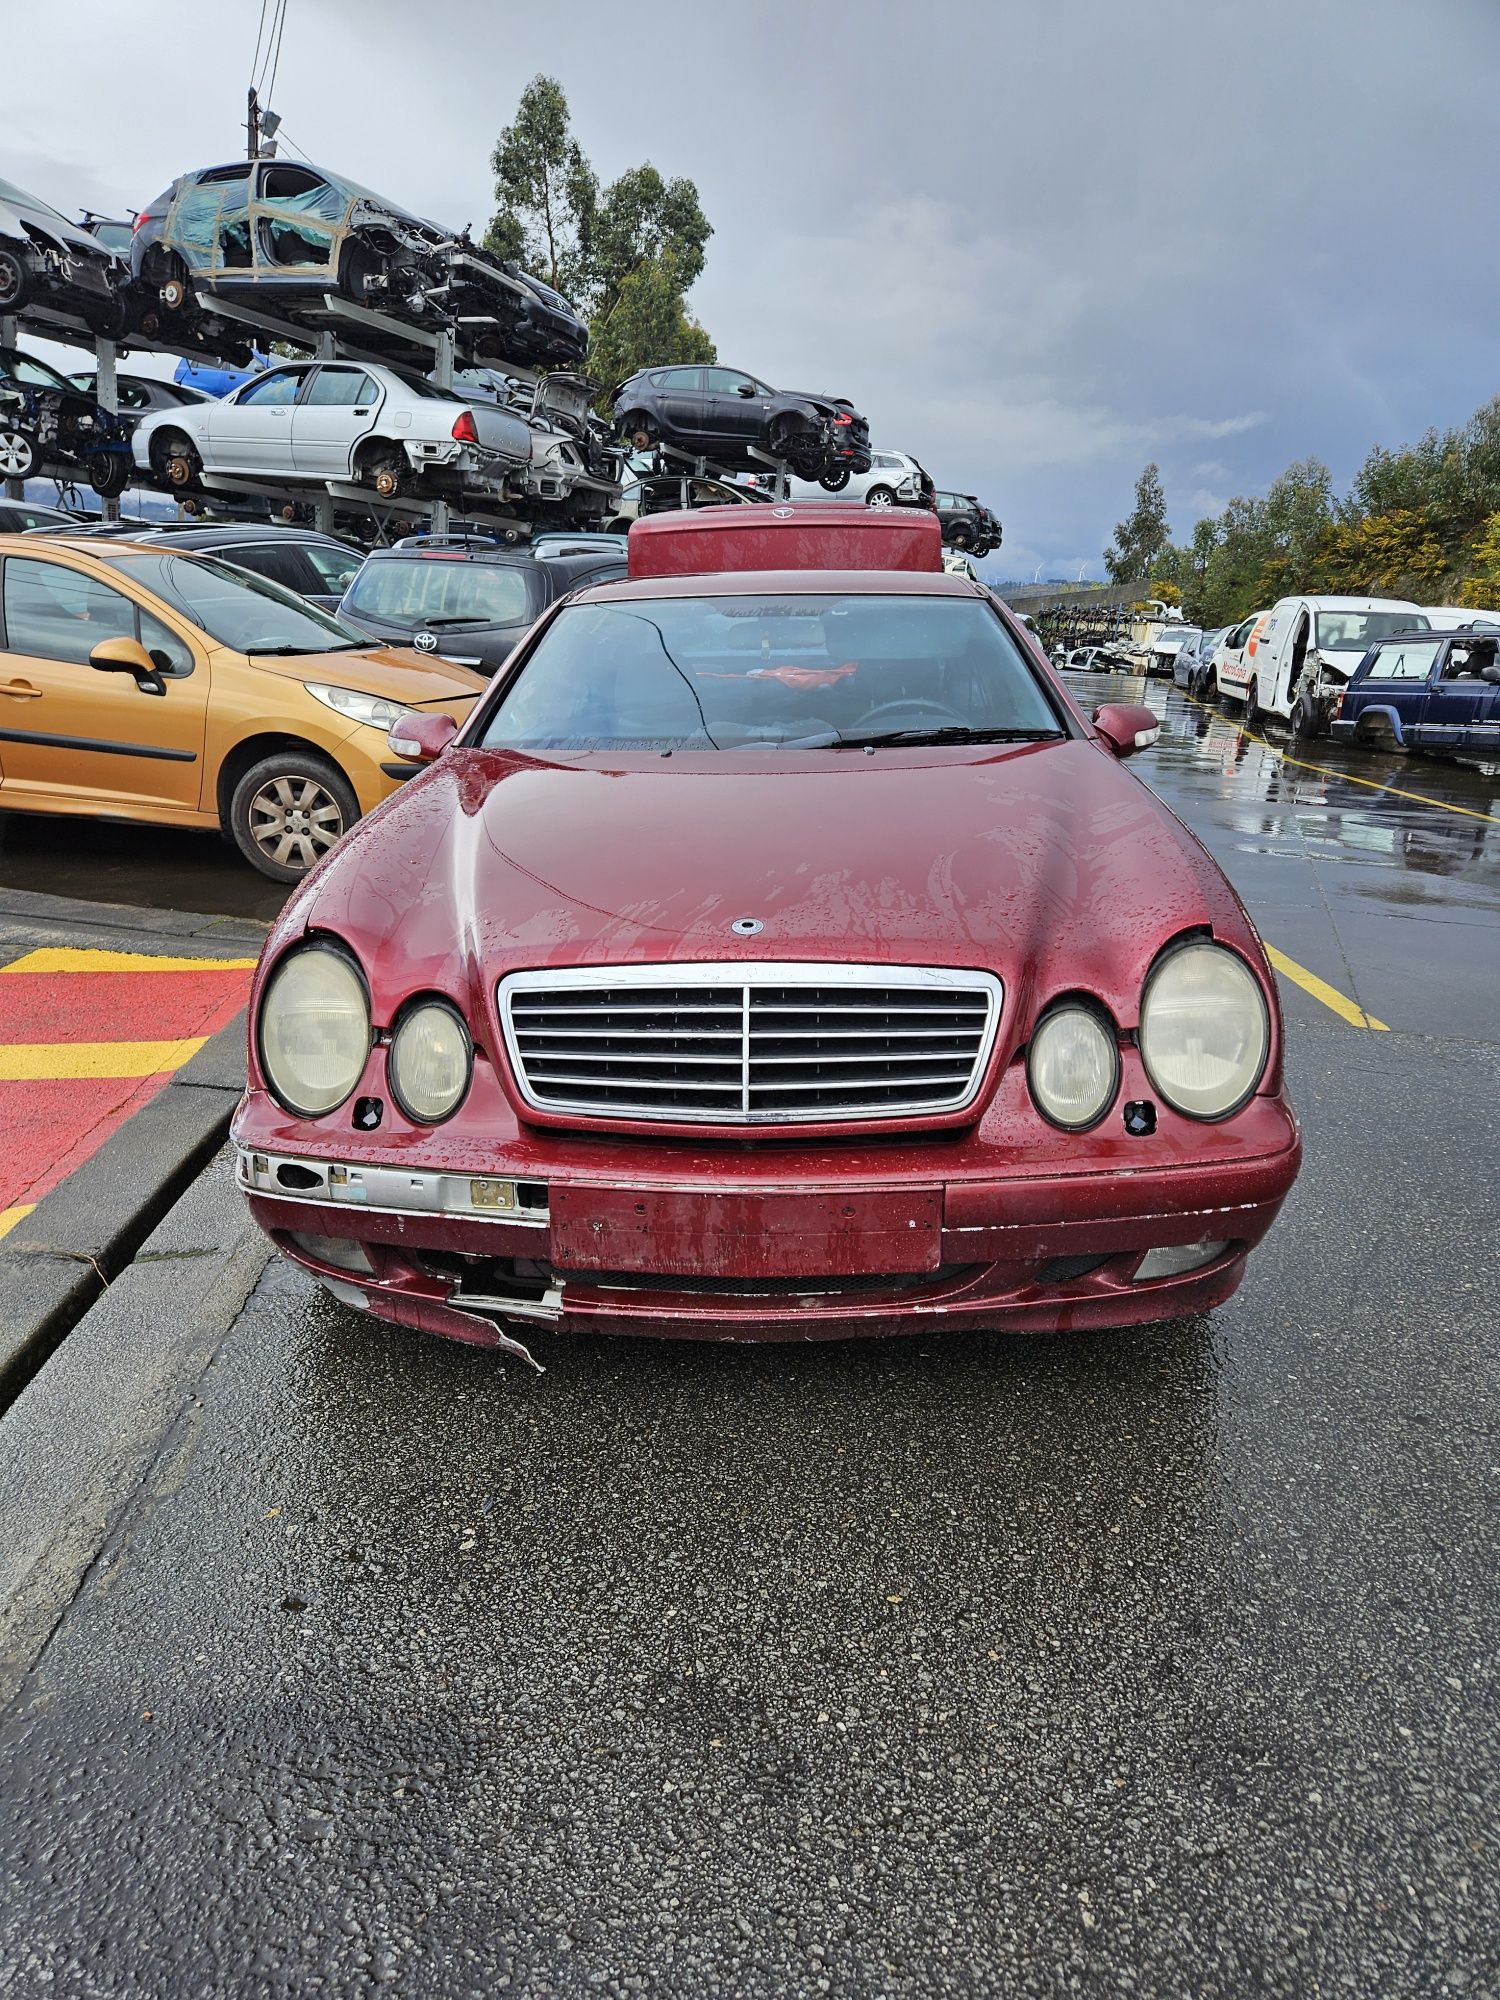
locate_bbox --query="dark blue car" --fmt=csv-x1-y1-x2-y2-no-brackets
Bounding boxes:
1331,626,1500,755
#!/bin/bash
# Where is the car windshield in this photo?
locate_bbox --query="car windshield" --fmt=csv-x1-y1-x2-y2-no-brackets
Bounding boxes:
481,593,1065,753
1159,627,1198,645
100,552,365,653
0,348,79,393
344,558,534,628
1318,608,1430,651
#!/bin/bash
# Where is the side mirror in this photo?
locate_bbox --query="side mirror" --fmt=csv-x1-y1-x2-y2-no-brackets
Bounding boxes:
90,636,166,696
1481,662,1500,685
1092,702,1160,758
388,710,459,765
736,382,756,397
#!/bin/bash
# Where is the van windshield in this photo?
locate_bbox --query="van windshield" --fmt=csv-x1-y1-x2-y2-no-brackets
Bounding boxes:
1318,609,1430,651
481,593,1065,752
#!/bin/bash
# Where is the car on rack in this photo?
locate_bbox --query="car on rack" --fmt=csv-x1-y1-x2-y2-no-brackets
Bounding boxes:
131,356,535,502
1327,625,1500,755
229,512,1301,1363
0,533,483,879
0,176,126,336
605,471,770,532
933,492,988,551
336,536,626,674
67,371,212,422
128,160,584,369
25,519,365,611
611,366,871,483
0,347,133,496
785,451,933,510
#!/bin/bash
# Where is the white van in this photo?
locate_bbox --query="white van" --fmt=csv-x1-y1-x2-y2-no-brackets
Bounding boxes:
1421,604,1500,630
1247,595,1427,721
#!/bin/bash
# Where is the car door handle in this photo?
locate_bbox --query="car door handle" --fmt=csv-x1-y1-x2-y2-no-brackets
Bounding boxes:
1,678,42,699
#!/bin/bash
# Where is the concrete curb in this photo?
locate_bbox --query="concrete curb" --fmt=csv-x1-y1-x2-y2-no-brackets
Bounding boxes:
0,1010,248,1407
0,1150,271,1707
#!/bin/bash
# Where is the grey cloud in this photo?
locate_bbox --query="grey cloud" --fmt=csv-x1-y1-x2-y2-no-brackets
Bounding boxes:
5,0,1496,565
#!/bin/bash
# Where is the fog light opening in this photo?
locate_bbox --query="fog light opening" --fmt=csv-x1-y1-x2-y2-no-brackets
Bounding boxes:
1134,1239,1228,1281
289,1231,375,1276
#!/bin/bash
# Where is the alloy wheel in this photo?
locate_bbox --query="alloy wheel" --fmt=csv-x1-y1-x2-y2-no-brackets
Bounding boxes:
0,428,36,477
247,774,346,874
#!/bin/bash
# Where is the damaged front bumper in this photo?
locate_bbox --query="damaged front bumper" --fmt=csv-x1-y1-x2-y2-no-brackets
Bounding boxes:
232,1095,1301,1362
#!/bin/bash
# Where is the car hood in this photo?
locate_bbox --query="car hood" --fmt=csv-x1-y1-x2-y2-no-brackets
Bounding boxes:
289,738,1257,1040
0,196,107,262
236,643,487,705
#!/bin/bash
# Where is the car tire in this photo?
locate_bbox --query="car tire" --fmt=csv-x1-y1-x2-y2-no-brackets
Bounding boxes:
0,424,40,480
0,246,34,312
228,752,360,883
150,429,201,489
84,295,128,342
1289,693,1322,740
819,467,851,493
865,486,896,509
87,453,131,499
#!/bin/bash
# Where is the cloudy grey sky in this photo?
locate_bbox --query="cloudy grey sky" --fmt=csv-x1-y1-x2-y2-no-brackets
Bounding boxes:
8,0,1498,576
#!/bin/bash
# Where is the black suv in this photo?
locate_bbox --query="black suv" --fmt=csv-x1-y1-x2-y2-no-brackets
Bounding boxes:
612,366,871,483
964,495,1003,556
336,538,627,675
934,491,990,553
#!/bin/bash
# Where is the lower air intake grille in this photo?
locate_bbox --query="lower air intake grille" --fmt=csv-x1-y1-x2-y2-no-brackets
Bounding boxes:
498,962,1002,1125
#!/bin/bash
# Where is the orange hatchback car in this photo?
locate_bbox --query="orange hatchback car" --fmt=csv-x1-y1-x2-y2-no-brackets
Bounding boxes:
0,534,485,880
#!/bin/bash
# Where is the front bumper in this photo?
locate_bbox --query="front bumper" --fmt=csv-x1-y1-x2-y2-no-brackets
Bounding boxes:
231,1087,1301,1352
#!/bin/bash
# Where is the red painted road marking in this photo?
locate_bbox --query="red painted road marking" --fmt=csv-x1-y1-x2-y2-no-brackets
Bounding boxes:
0,947,256,1233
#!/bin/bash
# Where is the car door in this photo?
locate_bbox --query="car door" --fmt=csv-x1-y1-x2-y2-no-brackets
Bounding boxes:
703,368,772,448
206,364,308,473
1413,635,1498,748
290,365,380,477
0,552,208,813
1356,635,1444,742
250,163,343,279
654,368,709,445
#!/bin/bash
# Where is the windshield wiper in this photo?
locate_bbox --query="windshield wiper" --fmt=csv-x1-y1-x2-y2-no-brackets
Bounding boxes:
245,641,362,655
416,615,491,628
825,725,1066,750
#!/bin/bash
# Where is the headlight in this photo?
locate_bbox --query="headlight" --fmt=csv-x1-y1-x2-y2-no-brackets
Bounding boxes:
305,682,406,730
259,944,371,1117
389,1000,472,1123
1139,942,1269,1120
1027,1004,1119,1129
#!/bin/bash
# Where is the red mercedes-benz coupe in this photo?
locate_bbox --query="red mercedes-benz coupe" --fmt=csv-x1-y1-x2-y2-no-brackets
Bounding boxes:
232,558,1300,1366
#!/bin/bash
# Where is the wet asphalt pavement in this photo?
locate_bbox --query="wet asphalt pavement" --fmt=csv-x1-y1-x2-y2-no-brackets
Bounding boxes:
0,677,1497,1996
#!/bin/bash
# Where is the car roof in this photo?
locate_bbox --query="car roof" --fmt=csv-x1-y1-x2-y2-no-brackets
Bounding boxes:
574,569,988,604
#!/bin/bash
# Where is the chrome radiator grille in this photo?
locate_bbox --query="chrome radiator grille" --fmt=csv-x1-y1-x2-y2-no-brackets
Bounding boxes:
498,964,1002,1124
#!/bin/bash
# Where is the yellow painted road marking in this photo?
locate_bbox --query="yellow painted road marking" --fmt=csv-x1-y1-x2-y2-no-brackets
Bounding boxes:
1182,692,1500,826
1264,945,1388,1031
0,1038,209,1080
0,1203,36,1239
1,948,259,975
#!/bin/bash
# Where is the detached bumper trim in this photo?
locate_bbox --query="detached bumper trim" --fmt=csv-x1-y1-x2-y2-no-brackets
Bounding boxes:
234,1144,548,1226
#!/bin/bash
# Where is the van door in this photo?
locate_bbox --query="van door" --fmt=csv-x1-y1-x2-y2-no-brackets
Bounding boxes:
1271,602,1312,718
1245,605,1285,711
1254,601,1294,716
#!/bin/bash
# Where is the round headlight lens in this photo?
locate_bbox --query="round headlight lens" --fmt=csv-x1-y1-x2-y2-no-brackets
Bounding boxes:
1140,942,1269,1119
259,945,370,1117
1028,1005,1119,1129
389,1001,472,1123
